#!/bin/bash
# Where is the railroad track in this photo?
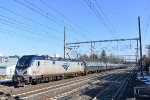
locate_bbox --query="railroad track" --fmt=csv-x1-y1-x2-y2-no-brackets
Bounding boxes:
49,72,123,100
0,68,127,100
48,67,133,100
0,74,96,97
92,72,129,99
0,73,103,99
0,83,14,93
80,67,133,100
86,67,134,100
45,68,128,100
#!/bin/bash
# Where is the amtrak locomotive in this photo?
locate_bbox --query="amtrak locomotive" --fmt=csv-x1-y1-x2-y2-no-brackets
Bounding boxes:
13,55,127,85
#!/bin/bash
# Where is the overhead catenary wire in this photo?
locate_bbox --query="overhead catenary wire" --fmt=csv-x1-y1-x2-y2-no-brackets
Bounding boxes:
0,1,139,58
14,0,64,26
14,0,81,41
143,16,150,41
0,15,63,40
0,5,80,41
142,0,150,50
0,19,61,41
0,29,62,53
0,17,79,43
0,5,62,34
84,0,117,39
0,29,58,45
0,20,65,46
94,0,117,35
15,0,88,40
39,0,97,40
86,0,117,38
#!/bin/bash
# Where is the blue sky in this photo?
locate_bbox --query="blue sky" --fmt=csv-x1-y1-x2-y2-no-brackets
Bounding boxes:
0,0,150,58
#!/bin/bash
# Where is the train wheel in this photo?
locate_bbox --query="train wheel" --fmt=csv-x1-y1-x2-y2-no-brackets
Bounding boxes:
37,78,41,84
31,79,37,85
24,80,29,85
47,77,50,82
54,76,58,81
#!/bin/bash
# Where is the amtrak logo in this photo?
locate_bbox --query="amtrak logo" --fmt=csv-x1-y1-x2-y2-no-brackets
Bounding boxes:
62,63,69,70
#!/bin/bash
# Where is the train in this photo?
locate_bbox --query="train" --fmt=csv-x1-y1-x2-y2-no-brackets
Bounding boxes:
12,55,127,85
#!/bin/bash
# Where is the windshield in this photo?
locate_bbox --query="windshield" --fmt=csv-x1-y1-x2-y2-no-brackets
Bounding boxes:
16,56,33,68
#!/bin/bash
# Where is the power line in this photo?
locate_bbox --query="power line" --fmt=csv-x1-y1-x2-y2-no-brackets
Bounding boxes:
0,14,62,40
94,0,117,36
14,0,83,41
22,1,82,41
143,0,150,46
0,5,80,41
0,5,62,34
0,19,59,41
0,20,66,46
143,16,150,40
15,0,63,26
88,0,117,38
39,0,97,40
0,28,58,45
0,16,80,42
15,0,87,40
84,0,117,39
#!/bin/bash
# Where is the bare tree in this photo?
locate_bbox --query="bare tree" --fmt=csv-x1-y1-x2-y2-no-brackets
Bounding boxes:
146,45,150,58
79,54,89,61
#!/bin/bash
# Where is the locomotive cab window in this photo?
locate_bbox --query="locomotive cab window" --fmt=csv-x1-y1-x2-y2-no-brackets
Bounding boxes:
37,61,40,66
53,61,55,64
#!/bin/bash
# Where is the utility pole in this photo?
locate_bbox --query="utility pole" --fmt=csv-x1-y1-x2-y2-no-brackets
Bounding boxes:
138,16,143,75
64,26,66,59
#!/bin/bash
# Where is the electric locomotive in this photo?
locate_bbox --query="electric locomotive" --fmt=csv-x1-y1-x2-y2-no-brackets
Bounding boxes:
13,55,85,85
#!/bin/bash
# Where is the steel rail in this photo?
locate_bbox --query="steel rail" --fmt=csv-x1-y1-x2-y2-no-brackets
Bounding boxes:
48,70,126,100
92,72,128,100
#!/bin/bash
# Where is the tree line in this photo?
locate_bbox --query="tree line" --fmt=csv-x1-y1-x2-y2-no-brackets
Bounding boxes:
143,45,150,71
79,50,124,64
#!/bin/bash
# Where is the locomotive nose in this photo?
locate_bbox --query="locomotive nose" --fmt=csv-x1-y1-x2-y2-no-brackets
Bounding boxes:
15,68,28,76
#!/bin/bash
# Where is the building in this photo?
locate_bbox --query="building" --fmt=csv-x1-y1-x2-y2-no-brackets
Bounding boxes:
0,56,8,63
0,56,19,80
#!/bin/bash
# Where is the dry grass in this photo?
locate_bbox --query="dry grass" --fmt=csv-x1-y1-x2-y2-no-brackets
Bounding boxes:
0,75,5,80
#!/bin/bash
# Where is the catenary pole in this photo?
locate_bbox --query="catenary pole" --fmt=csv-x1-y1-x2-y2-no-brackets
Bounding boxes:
138,16,143,75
